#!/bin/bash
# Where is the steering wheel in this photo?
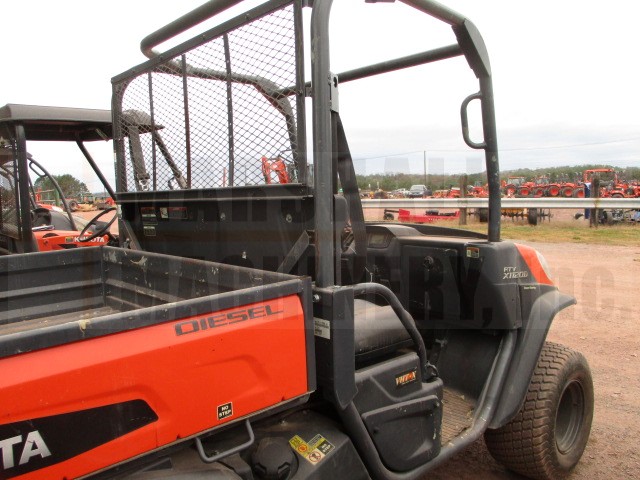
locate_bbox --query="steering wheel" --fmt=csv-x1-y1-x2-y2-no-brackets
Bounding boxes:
78,207,117,242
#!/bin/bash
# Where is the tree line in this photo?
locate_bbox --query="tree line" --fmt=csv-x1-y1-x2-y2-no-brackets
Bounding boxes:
356,165,640,191
34,174,89,199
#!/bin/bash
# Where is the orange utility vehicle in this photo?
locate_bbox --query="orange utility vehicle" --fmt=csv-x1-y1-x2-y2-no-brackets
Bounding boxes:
1,2,593,480
0,104,118,253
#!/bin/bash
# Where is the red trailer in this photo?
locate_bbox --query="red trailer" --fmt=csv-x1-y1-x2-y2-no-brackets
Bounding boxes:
384,208,460,223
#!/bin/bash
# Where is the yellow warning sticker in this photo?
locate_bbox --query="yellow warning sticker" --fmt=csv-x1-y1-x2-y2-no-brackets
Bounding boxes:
289,434,335,465
466,247,480,259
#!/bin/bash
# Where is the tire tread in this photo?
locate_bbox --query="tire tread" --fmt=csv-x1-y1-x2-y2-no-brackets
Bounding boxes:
484,342,592,480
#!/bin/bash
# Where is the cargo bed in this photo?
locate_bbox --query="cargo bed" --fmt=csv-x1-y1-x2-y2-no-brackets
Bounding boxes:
0,247,313,479
0,246,311,357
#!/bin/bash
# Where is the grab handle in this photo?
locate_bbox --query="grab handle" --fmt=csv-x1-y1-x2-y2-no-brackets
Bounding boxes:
194,419,255,464
460,92,486,149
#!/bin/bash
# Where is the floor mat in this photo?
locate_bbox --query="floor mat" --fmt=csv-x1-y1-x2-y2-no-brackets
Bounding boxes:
441,388,475,446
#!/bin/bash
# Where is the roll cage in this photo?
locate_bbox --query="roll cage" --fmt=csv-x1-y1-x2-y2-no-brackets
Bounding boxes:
112,0,501,287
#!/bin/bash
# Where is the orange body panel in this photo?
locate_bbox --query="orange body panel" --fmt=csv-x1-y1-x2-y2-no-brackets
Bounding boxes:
515,244,554,286
33,230,110,251
0,295,308,479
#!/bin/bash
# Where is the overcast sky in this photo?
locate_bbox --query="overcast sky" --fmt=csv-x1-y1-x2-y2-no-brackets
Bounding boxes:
2,0,639,190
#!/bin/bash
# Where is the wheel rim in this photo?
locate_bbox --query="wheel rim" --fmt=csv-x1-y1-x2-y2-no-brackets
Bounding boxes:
555,380,585,454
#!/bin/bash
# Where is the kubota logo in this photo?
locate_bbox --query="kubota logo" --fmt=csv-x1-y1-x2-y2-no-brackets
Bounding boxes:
0,431,51,470
66,236,105,243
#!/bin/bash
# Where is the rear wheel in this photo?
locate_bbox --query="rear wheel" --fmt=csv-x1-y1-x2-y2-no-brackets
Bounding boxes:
485,342,593,480
547,185,560,197
504,185,517,196
532,187,546,197
600,210,615,225
572,188,585,198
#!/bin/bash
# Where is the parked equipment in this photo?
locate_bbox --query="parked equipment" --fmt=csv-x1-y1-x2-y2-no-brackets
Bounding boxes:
383,208,460,223
0,104,118,253
1,2,593,480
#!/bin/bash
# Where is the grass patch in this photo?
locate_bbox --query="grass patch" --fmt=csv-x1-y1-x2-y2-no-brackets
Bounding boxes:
452,221,640,246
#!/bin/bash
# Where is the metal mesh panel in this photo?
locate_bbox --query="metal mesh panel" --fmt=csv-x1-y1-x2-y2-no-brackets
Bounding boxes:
0,145,20,238
114,3,301,192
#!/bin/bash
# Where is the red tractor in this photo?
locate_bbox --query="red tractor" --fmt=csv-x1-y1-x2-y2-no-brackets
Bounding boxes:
527,176,547,197
626,183,640,197
582,168,628,198
537,176,568,197
502,176,526,196
552,174,581,198
502,176,564,197
467,183,489,197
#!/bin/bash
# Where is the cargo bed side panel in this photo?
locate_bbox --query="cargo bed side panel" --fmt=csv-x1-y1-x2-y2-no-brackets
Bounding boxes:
0,295,307,480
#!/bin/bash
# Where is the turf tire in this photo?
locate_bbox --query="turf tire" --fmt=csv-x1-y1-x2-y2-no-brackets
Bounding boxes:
484,342,594,480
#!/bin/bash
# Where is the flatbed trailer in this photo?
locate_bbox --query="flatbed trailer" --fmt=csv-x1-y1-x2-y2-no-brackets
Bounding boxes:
383,208,460,223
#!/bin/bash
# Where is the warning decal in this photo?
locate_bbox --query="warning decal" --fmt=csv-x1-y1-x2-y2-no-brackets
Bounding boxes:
314,318,331,339
289,434,335,465
217,402,233,420
466,247,480,259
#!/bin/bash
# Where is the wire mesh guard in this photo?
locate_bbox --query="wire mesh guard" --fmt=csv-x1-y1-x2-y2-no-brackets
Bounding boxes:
0,144,20,237
113,3,301,192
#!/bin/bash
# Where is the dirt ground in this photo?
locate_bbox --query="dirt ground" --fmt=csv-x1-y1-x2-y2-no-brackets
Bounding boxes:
428,241,640,479
84,209,639,478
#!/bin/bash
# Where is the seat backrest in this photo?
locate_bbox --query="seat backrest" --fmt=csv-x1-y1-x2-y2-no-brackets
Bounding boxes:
353,299,412,365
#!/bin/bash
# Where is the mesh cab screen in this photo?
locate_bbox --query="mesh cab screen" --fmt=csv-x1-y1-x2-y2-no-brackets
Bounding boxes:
0,144,20,238
113,2,304,193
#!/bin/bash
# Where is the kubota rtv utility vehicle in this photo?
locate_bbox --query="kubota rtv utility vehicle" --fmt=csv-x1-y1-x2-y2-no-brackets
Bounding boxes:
0,104,119,253
1,1,593,480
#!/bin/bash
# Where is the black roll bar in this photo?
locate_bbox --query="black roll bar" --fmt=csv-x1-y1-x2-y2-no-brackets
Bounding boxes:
140,0,244,59
15,125,36,252
398,0,466,26
400,0,501,241
75,137,117,200
310,0,334,287
336,44,463,84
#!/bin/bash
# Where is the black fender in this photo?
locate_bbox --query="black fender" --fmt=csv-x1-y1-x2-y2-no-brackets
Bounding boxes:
489,289,576,429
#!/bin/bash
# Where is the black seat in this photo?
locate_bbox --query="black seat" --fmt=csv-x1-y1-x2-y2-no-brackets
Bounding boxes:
353,299,412,364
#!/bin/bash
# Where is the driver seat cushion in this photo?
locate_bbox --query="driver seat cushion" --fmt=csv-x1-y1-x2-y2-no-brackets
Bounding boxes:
354,299,412,363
